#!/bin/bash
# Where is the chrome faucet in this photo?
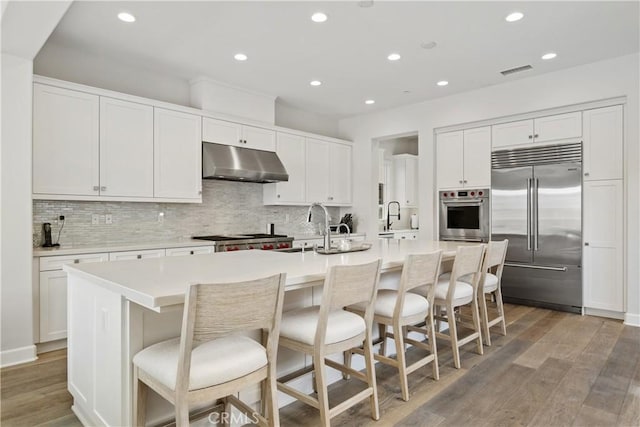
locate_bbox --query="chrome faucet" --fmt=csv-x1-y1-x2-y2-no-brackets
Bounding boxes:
387,201,401,231
307,202,332,250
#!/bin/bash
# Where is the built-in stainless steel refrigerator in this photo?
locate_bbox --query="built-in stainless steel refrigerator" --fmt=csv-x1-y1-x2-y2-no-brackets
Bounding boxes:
491,142,582,313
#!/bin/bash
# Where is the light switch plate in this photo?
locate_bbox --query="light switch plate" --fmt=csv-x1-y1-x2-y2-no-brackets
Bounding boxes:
91,214,99,225
105,214,112,225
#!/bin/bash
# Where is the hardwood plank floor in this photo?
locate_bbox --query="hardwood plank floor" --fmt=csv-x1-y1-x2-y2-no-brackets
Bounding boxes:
1,305,638,427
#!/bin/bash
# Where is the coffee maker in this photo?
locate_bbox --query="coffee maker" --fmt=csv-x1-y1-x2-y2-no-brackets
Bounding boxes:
42,223,59,247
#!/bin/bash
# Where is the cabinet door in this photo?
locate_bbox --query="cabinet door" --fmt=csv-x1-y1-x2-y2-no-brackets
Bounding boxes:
165,246,215,256
463,126,491,188
154,108,202,200
272,133,306,203
108,249,166,261
33,84,99,196
40,270,69,342
305,138,330,203
492,119,533,149
534,111,581,143
583,180,623,312
202,117,242,147
243,125,276,152
583,105,623,181
404,156,417,206
328,143,352,205
99,97,154,197
436,131,464,189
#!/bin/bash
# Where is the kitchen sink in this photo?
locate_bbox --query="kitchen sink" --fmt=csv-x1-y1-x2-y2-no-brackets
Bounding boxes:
275,243,372,255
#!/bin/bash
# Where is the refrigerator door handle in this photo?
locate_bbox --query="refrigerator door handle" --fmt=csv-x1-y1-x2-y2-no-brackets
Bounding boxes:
527,178,532,251
533,178,539,251
505,263,568,272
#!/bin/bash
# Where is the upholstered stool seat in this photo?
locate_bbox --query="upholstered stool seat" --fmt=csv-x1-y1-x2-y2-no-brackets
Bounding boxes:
435,277,474,306
133,336,267,391
440,272,499,293
350,289,429,319
280,307,365,345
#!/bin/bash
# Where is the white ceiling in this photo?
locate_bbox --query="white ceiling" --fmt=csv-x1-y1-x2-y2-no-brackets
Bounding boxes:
42,1,639,118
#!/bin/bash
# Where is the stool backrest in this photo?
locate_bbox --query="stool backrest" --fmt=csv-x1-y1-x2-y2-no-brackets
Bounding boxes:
398,251,443,313
317,259,382,346
485,239,509,274
448,245,486,299
176,274,286,393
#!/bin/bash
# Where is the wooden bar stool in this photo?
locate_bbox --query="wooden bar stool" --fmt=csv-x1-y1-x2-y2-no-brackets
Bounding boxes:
434,245,485,369
277,259,382,427
478,239,509,346
132,273,286,427
345,251,442,401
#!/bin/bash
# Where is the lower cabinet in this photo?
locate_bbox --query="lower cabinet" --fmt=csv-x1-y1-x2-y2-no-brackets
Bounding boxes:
583,180,624,313
108,249,165,261
38,253,109,343
165,246,215,256
393,231,418,240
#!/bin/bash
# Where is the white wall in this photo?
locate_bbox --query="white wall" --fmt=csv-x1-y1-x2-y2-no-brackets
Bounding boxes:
1,54,36,366
275,99,340,139
34,42,192,107
339,53,640,325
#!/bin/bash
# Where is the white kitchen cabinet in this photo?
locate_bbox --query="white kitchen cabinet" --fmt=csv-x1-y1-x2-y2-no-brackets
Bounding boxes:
583,180,624,313
583,105,623,181
38,252,109,343
305,139,352,206
492,112,582,149
437,126,490,190
393,231,418,240
154,108,202,201
165,246,215,256
108,249,166,261
99,97,154,198
393,154,418,207
202,117,275,151
263,133,306,204
33,84,100,196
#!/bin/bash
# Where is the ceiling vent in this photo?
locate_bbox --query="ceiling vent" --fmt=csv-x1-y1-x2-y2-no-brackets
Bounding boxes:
500,65,533,76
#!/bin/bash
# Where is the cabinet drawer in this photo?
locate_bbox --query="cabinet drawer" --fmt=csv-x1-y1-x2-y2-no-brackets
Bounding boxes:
108,249,165,261
40,253,109,271
165,246,215,256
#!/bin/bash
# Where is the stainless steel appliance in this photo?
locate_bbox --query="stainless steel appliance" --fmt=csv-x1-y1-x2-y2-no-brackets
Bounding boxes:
439,189,490,242
491,142,582,313
192,234,293,252
202,142,288,183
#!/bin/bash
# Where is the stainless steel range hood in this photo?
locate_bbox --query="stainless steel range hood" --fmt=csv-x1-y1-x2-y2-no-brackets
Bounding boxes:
202,142,288,183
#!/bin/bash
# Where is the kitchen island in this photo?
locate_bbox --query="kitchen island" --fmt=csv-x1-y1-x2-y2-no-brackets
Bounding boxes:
63,239,469,426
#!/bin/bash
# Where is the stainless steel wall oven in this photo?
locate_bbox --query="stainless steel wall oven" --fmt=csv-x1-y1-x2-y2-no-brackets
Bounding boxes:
439,189,490,242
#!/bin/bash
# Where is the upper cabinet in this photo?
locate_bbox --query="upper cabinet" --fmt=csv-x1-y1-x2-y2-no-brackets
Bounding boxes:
583,105,623,181
154,108,202,200
33,84,100,196
305,139,352,206
99,97,154,198
202,117,275,152
392,154,418,208
437,126,491,190
33,82,202,203
263,132,306,204
492,112,582,149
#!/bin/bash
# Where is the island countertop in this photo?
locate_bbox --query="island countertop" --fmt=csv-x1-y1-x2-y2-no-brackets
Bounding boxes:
63,239,469,311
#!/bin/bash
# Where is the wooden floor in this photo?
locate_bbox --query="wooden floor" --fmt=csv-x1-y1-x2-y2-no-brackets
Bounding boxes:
1,304,638,426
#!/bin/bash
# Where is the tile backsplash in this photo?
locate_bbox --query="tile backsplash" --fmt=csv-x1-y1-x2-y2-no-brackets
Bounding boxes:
33,180,342,247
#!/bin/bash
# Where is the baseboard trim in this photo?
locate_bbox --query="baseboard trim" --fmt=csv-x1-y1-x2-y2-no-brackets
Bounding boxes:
624,312,640,327
36,339,67,354
0,345,37,368
584,307,625,321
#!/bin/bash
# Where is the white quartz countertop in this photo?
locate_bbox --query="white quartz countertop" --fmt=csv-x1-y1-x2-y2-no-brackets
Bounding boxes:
33,239,217,257
291,232,366,240
63,239,470,311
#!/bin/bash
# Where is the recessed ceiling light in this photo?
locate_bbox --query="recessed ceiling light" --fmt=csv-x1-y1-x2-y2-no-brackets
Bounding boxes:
437,80,449,87
117,12,136,23
234,53,248,61
310,80,322,86
541,52,557,60
358,0,374,7
365,99,375,105
387,53,401,61
311,12,328,23
420,41,437,50
505,12,524,22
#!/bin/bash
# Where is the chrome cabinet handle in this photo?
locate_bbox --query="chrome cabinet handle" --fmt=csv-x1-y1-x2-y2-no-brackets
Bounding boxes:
584,172,590,177
101,186,106,191
534,134,539,138
73,259,80,264
528,135,533,139
136,254,142,259
190,250,194,255
93,186,99,191
277,194,281,198
459,180,463,184
584,242,590,246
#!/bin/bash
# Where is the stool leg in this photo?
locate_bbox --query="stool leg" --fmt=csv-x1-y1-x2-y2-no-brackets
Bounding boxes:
378,323,387,356
175,399,189,427
363,331,380,420
427,310,439,381
479,292,491,346
496,287,507,336
313,352,330,427
448,304,461,369
266,366,280,427
471,296,484,355
132,367,147,427
343,349,352,380
393,323,410,401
